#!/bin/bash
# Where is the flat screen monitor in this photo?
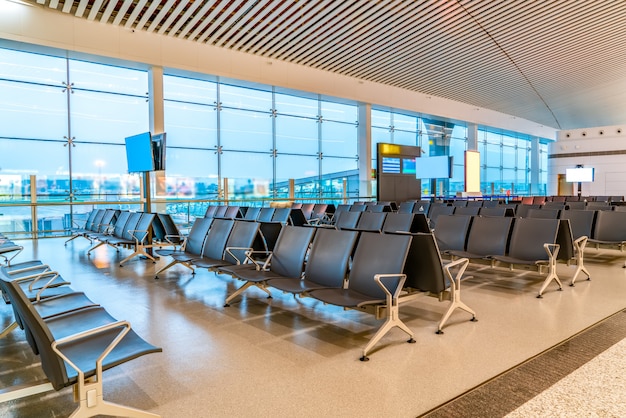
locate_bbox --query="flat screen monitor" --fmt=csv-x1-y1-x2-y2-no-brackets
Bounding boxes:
402,158,416,174
415,156,453,179
566,167,594,182
381,157,401,174
151,132,166,171
125,132,155,173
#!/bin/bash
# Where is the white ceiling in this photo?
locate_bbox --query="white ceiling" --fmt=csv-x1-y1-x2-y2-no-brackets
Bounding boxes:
30,0,626,130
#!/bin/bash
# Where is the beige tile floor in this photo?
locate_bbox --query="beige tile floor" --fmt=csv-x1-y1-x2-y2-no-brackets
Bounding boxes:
1,237,626,417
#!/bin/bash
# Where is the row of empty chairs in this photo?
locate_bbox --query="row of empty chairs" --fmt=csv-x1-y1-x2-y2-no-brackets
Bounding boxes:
0,259,161,416
0,232,23,266
154,220,477,360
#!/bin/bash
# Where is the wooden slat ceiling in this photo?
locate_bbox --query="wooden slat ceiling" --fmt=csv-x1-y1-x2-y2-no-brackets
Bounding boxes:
31,0,626,130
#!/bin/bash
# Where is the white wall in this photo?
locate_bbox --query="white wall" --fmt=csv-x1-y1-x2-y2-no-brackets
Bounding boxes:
549,125,626,197
0,1,556,140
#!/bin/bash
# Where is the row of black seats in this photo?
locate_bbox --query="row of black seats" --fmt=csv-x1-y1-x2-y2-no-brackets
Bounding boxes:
153,217,477,360
0,260,161,416
433,215,589,297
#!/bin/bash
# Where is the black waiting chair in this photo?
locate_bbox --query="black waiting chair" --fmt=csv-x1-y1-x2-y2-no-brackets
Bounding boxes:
193,220,258,270
308,232,413,361
447,216,513,262
154,217,213,278
382,212,429,234
334,211,362,230
433,215,472,254
453,206,480,216
490,218,562,297
219,226,316,306
267,228,358,295
427,205,455,230
587,210,626,268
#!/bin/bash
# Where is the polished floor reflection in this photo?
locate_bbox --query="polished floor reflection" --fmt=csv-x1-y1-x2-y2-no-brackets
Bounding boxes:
2,237,626,417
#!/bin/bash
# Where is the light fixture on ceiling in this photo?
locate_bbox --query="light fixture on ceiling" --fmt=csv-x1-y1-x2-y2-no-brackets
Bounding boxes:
2,0,34,6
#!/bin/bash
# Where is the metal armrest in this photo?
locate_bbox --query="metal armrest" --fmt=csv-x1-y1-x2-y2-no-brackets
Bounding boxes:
225,247,253,265
244,250,272,270
5,264,52,275
544,243,560,260
442,257,470,290
358,273,407,308
129,229,150,245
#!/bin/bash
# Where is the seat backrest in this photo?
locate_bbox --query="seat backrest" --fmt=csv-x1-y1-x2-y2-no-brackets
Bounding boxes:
566,201,586,210
434,215,471,252
527,208,560,219
204,206,218,218
222,206,241,219
184,218,214,255
291,203,303,209
289,208,307,226
213,205,228,218
465,216,513,257
335,211,361,230
592,210,626,241
428,205,455,229
479,206,506,217
452,200,467,207
454,206,480,216
467,200,483,207
552,196,566,202
560,209,595,239
269,226,316,278
347,232,411,300
300,203,315,219
156,213,183,243
354,212,386,232
82,209,99,230
556,219,575,261
89,210,106,232
304,229,358,288
131,213,155,243
521,196,534,205
507,218,559,261
413,201,431,215
613,205,626,212
397,201,415,213
310,204,328,220
366,204,387,213
532,196,546,205
271,207,291,223
257,207,275,222
586,201,610,210
402,232,447,294
481,200,499,208
111,211,131,238
223,221,261,264
515,204,540,218
542,202,566,210
383,213,416,233
350,204,367,212
98,209,119,233
201,218,235,260
243,207,261,221
121,212,143,241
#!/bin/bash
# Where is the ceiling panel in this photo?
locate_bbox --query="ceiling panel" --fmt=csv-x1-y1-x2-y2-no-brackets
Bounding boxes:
31,0,626,130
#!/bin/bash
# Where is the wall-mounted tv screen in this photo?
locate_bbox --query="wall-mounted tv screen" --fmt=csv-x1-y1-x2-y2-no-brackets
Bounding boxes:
402,158,416,174
381,157,401,174
415,156,453,179
125,132,154,173
151,132,166,171
566,167,594,182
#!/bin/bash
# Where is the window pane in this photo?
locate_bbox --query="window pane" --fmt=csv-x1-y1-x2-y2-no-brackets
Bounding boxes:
393,113,417,132
371,109,390,127
165,148,219,198
321,101,357,123
0,138,68,176
322,156,359,198
69,60,148,96
220,84,272,112
220,109,272,152
275,115,318,155
517,145,528,170
276,154,319,183
275,93,318,118
449,137,466,168
394,130,418,147
485,131,501,144
0,81,67,140
221,151,272,183
164,75,217,105
0,48,65,85
71,142,130,200
321,121,357,158
485,143,501,167
70,90,149,143
502,146,515,168
164,101,217,148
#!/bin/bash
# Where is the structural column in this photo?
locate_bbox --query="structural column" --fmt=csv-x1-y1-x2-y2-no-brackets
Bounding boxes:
148,66,165,213
357,103,372,199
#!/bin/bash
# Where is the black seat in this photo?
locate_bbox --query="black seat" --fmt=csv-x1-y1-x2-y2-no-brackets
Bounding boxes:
447,216,513,262
188,218,235,270
478,207,507,217
453,206,480,216
527,208,560,219
350,212,386,232
243,207,261,221
219,226,316,306
397,201,415,214
587,210,626,268
382,212,429,234
152,213,186,257
3,280,161,417
64,209,100,245
490,218,562,297
433,215,472,254
427,205,455,230
308,232,413,361
154,217,213,278
193,220,257,270
334,211,361,230
267,228,358,294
